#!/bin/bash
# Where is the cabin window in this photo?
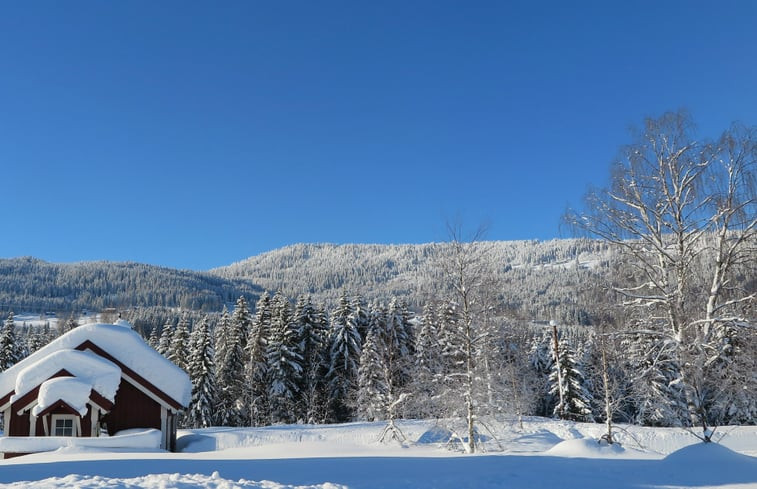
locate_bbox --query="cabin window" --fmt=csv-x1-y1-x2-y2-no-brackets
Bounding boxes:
51,415,77,436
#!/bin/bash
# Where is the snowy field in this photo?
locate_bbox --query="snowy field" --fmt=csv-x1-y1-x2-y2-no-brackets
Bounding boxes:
0,418,755,488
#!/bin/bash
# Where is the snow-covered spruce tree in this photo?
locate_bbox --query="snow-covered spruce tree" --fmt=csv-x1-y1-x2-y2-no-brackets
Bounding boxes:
246,292,271,426
377,299,416,421
623,332,689,427
14,323,30,361
148,325,160,350
24,327,48,354
157,321,174,357
549,336,594,422
0,312,21,371
528,330,555,417
313,304,332,422
351,294,371,345
215,296,250,426
168,313,191,372
293,295,330,424
385,298,415,390
409,302,444,418
266,291,303,424
434,300,466,419
704,322,757,424
186,316,217,428
214,307,232,378
231,296,252,352
565,111,756,435
357,317,389,421
326,292,362,422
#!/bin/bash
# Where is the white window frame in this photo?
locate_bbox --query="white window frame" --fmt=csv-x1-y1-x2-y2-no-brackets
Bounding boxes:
51,414,79,437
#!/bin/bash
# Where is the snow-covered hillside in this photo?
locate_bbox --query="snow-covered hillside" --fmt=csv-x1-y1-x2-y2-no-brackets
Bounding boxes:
211,239,614,313
1,418,755,488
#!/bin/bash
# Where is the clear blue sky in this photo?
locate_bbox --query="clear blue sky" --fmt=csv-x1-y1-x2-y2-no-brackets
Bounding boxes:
2,1,755,270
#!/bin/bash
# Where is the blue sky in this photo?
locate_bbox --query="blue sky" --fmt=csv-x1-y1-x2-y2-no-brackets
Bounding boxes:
2,1,755,270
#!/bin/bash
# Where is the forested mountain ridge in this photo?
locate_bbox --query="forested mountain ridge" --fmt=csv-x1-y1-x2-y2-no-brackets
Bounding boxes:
211,239,616,323
2,238,614,324
0,256,260,314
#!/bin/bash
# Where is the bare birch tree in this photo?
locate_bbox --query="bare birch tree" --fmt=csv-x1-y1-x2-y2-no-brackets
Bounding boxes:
565,110,756,438
437,223,493,454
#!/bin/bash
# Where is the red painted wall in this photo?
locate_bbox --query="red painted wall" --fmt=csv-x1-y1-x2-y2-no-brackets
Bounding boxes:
102,379,161,435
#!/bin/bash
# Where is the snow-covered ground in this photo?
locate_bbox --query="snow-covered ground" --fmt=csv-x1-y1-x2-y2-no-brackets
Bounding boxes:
0,418,755,488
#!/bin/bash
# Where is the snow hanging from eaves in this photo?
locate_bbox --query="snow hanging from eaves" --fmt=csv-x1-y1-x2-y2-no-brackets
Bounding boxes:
0,322,191,408
32,377,93,417
11,349,121,404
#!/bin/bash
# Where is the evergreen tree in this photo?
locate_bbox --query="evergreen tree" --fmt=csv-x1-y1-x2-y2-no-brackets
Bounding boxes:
624,334,689,427
326,293,362,422
215,297,249,425
148,325,160,350
266,292,303,423
357,322,389,421
410,302,443,418
25,328,48,354
187,316,217,428
230,296,252,352
385,298,415,392
294,295,329,423
528,331,555,417
0,312,21,371
549,337,594,422
157,321,174,357
214,307,232,376
434,301,466,417
168,313,191,372
246,293,271,426
351,294,371,344
705,322,757,425
437,301,464,378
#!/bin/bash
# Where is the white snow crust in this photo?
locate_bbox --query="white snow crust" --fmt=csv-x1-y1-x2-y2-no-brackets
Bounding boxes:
0,429,161,454
0,418,755,488
31,377,93,417
0,322,190,407
0,472,345,489
10,349,121,405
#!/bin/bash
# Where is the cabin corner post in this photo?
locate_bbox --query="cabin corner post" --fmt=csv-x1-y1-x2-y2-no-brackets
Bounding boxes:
160,406,168,450
90,407,99,437
170,411,178,452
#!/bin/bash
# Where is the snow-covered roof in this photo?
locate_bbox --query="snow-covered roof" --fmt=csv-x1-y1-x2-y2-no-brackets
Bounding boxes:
0,322,191,408
31,377,93,417
10,349,121,405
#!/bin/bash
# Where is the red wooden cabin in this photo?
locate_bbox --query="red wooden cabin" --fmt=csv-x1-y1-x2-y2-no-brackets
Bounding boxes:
0,320,191,458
